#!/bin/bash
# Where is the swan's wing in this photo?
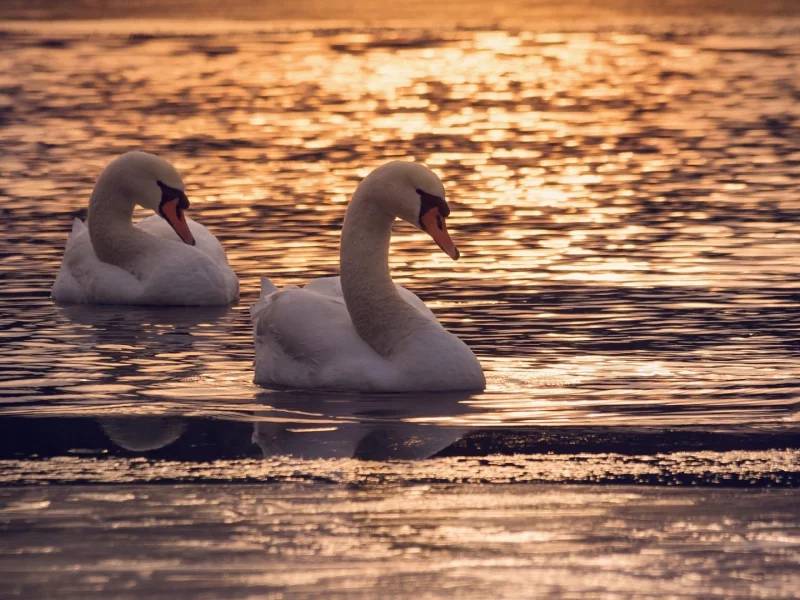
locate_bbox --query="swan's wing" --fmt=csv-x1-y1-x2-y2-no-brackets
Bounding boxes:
136,214,239,303
52,222,144,304
251,285,403,390
53,216,237,305
394,284,438,322
304,276,343,298
253,286,352,363
303,275,438,323
250,279,481,392
136,214,232,268
135,213,181,240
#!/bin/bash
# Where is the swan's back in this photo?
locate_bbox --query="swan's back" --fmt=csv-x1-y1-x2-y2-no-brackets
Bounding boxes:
304,276,438,322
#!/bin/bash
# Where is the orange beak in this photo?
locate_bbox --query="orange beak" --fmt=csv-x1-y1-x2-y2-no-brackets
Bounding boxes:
421,208,459,260
160,197,195,246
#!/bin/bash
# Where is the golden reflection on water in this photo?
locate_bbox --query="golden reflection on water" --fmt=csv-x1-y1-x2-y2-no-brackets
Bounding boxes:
0,481,797,597
0,20,799,432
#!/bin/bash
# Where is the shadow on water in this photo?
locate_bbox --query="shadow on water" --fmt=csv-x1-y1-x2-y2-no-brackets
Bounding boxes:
252,389,474,460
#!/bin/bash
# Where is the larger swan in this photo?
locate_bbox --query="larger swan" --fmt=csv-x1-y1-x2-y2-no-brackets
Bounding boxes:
251,161,485,392
52,152,238,305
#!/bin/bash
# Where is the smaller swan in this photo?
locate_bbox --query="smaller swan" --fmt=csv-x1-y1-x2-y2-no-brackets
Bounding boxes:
52,151,238,306
251,161,485,392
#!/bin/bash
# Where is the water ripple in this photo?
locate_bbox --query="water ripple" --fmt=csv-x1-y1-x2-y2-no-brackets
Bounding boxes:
1,20,799,437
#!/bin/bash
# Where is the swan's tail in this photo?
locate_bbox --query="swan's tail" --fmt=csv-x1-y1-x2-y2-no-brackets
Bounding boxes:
250,277,279,321
65,218,86,250
260,276,278,296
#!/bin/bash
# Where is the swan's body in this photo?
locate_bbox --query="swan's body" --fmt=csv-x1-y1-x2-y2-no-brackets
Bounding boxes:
53,215,238,305
252,161,484,393
52,152,238,306
252,276,484,392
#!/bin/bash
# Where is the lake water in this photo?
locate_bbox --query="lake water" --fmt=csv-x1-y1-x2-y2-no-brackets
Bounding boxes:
0,6,799,598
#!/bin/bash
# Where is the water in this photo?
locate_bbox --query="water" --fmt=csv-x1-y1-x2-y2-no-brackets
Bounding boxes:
2,485,798,599
1,5,799,598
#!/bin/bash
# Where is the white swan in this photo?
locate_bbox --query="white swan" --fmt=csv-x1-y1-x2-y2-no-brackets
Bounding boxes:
251,161,485,392
52,151,238,306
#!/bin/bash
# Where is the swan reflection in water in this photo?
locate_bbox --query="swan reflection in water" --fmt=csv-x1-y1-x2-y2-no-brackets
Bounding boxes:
99,416,188,452
251,389,477,460
56,302,232,335
90,389,477,461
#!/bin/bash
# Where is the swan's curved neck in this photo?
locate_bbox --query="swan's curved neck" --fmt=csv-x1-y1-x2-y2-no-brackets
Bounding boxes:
87,178,148,270
340,189,428,358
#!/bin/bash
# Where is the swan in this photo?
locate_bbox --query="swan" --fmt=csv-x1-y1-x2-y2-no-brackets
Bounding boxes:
52,151,239,306
251,161,485,392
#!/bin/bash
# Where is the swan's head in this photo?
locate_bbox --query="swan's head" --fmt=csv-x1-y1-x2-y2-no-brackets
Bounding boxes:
363,161,460,260
103,151,195,245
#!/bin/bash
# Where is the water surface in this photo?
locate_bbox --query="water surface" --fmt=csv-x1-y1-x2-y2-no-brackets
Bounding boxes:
1,19,799,436
2,484,798,599
0,11,799,598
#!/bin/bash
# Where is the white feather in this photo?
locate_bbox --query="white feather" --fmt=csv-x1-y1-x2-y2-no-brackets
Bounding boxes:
53,214,238,305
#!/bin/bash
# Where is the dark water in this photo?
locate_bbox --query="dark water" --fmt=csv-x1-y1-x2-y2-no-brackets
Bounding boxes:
1,8,799,598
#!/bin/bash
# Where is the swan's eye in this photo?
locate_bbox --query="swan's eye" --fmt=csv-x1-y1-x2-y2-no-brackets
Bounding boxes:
416,188,450,228
157,180,190,213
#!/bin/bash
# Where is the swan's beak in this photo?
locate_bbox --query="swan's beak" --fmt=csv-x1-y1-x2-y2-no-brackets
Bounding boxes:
421,208,460,260
160,196,195,246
